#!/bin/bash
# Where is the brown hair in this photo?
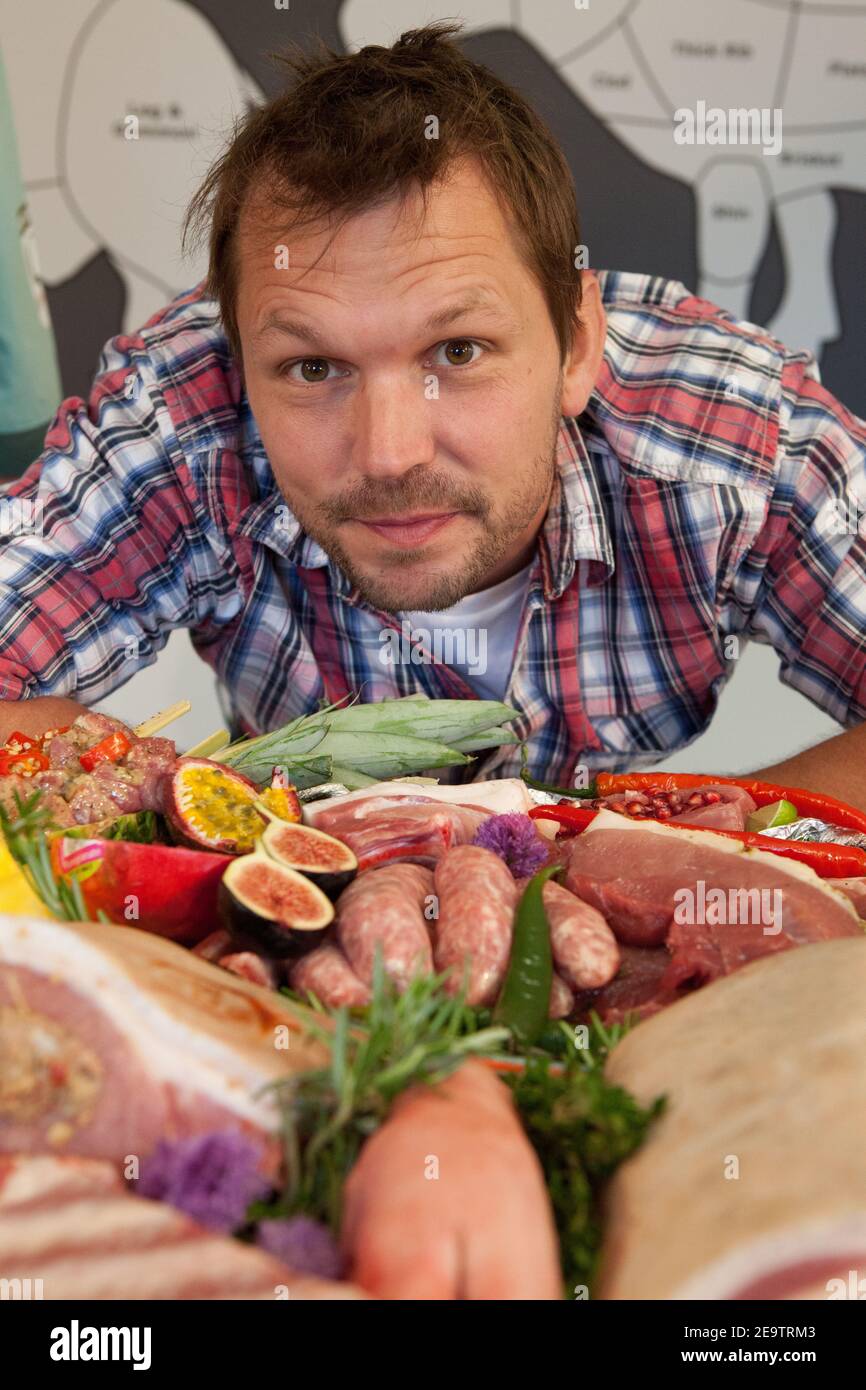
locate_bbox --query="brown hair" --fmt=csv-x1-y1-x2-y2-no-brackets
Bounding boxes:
184,21,582,364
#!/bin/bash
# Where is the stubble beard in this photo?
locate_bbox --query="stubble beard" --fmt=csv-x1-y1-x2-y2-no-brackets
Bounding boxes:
281,411,562,614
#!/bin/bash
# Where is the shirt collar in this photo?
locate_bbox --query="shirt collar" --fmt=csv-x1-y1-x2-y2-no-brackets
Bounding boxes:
231,415,615,601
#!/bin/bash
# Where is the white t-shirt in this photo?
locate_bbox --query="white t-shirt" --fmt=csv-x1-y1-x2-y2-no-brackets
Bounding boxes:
399,560,534,701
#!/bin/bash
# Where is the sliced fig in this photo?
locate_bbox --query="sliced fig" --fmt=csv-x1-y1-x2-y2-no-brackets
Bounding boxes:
219,851,334,958
164,758,265,854
261,821,358,898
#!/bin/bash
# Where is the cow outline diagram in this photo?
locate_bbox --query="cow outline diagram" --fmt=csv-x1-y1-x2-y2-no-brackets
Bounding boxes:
341,0,866,360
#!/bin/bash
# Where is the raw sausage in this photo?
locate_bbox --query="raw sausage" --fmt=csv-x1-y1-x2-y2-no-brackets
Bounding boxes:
290,944,372,1008
433,845,517,1005
543,880,620,990
336,863,434,989
548,972,574,1019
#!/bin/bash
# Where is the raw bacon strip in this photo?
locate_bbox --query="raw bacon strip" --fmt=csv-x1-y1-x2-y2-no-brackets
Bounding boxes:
336,863,434,989
290,944,371,1009
0,1154,367,1300
543,880,620,990
311,797,487,871
433,845,517,1006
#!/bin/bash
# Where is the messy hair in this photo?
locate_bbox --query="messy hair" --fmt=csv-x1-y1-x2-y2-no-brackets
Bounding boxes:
184,20,583,363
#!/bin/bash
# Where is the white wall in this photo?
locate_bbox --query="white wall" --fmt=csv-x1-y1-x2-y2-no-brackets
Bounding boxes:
99,628,841,772
94,631,224,754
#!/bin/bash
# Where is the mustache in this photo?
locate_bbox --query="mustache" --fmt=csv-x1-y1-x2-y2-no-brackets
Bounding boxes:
319,470,490,524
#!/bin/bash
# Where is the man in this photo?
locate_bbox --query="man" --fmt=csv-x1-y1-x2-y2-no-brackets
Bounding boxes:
2,21,866,803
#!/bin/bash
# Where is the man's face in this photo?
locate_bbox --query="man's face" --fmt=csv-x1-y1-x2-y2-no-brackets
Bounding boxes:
236,161,573,612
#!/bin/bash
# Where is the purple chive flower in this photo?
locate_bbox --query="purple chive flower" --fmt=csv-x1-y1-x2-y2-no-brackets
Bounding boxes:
256,1215,345,1280
472,812,549,878
137,1131,271,1233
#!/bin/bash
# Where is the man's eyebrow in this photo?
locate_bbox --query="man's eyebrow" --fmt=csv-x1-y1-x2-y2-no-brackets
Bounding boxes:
423,293,517,334
254,313,330,349
253,293,517,347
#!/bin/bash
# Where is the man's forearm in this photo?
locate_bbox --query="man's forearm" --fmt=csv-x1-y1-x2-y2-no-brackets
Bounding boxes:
0,696,91,743
752,721,866,812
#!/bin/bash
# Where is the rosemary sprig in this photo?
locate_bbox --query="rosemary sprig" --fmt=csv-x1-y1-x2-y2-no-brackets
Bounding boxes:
257,959,510,1230
256,966,663,1293
0,788,91,921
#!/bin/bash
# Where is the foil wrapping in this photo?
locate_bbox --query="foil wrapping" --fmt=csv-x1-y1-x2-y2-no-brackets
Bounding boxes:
758,818,866,849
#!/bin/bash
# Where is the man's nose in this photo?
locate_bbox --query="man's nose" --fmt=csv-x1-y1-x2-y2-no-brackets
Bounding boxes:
351,374,436,480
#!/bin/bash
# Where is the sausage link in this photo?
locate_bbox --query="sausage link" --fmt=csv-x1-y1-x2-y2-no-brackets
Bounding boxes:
290,944,372,1008
336,863,434,989
433,845,517,1006
543,880,620,990
548,972,574,1019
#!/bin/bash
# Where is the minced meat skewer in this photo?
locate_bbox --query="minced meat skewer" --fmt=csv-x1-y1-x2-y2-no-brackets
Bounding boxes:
0,713,177,827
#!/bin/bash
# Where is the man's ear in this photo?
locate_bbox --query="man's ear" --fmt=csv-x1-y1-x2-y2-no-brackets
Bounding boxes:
560,271,607,418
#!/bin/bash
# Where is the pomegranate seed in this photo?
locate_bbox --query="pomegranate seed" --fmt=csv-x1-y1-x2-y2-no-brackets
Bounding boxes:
703,791,721,804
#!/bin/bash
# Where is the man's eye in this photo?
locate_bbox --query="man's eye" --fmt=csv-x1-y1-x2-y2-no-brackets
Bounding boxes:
432,339,483,367
283,358,337,383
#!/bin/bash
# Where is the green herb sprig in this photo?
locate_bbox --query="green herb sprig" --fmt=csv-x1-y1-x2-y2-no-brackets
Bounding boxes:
219,693,520,788
258,966,663,1294
256,958,509,1231
0,788,91,921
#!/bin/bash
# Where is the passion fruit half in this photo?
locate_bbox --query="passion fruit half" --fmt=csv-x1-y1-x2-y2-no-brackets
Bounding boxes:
258,783,302,823
165,758,266,854
261,820,358,898
219,851,335,958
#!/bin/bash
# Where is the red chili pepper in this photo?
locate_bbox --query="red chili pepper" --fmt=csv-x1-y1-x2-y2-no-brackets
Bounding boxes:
0,748,49,776
78,731,132,773
593,771,866,836
530,804,597,831
528,803,866,878
4,730,37,752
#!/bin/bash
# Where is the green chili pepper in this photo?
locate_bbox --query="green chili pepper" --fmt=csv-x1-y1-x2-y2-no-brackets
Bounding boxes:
496,862,562,1048
519,770,597,800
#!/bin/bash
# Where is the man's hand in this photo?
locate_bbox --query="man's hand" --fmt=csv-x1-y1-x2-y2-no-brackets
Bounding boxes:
0,696,90,744
340,1058,562,1300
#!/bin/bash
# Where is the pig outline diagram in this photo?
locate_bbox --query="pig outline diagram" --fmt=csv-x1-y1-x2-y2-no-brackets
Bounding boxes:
340,0,866,361
2,0,263,331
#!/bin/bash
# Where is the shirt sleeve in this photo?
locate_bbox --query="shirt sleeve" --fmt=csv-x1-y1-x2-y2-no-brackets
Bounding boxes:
0,331,242,702
726,356,866,726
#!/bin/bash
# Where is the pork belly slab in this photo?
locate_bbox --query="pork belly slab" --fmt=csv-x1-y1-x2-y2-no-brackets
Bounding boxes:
0,915,327,1163
0,1154,364,1300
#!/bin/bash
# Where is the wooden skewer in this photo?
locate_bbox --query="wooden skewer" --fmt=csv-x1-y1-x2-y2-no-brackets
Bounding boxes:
133,700,192,738
184,728,231,758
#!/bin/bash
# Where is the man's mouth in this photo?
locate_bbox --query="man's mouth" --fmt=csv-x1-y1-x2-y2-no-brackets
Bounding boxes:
354,512,462,545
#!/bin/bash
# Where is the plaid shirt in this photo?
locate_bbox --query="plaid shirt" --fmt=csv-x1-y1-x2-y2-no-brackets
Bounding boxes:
2,271,866,783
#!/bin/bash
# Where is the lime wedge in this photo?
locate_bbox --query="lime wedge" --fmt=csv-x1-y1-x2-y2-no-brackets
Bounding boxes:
746,799,798,832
